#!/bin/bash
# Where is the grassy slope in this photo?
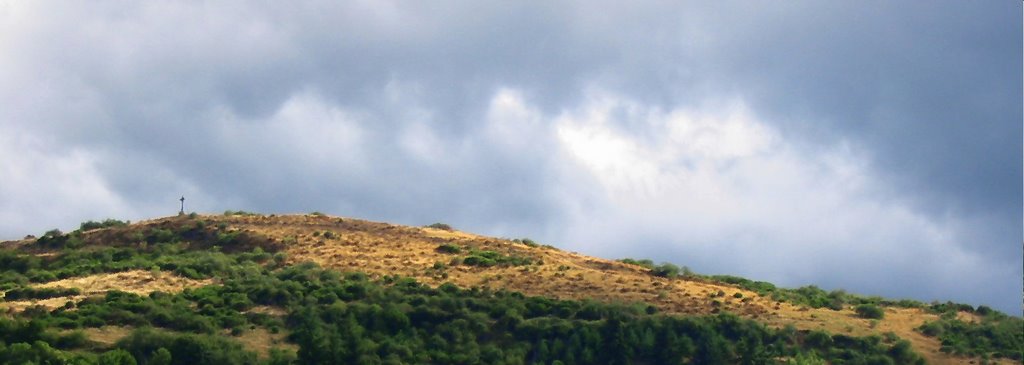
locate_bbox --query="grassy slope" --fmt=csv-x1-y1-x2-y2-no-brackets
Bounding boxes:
1,213,1018,364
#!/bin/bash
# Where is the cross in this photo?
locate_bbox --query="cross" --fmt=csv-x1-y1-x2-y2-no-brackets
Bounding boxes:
179,196,185,215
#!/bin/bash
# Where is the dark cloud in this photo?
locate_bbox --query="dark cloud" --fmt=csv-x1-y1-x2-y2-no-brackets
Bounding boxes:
0,1,1019,313
687,2,1021,217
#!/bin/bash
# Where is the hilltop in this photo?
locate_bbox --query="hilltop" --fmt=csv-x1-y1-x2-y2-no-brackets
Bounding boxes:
0,213,1019,364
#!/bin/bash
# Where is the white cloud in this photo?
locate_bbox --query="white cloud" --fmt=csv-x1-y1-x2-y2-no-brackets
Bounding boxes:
484,88,549,153
0,131,132,237
212,91,367,173
548,92,998,302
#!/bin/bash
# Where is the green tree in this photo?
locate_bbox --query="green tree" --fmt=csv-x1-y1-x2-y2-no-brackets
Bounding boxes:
149,348,172,365
98,348,138,365
856,304,885,319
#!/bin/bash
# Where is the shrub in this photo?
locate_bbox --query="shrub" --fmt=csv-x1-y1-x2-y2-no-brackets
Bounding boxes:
79,219,129,231
804,330,834,349
435,244,461,254
681,266,695,277
459,250,533,267
426,223,453,231
462,255,496,267
855,304,885,319
149,348,172,365
36,229,80,248
54,330,88,349
619,258,655,269
98,348,137,365
146,229,178,244
651,263,680,278
4,287,81,301
928,301,975,314
515,238,539,247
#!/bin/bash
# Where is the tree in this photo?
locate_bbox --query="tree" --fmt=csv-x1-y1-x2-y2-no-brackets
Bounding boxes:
856,304,885,319
601,316,633,365
651,263,680,278
150,348,172,365
99,349,138,365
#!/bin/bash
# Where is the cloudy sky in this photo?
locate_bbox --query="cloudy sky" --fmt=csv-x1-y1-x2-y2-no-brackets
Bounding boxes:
1,2,1020,313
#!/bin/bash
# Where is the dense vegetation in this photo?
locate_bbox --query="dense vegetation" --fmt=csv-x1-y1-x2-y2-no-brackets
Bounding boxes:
917,308,1023,361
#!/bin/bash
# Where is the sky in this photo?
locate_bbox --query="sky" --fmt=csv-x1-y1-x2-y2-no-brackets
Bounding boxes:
1,1,1020,314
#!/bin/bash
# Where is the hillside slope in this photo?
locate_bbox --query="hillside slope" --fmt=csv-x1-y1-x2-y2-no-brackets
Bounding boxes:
1,213,1019,364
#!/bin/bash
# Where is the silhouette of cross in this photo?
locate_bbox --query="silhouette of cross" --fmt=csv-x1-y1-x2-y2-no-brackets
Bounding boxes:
179,196,185,214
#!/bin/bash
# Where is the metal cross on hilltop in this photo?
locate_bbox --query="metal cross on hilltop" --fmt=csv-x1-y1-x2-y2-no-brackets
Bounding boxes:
179,196,185,215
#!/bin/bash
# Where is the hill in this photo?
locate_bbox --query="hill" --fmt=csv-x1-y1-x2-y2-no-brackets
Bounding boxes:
0,213,1019,364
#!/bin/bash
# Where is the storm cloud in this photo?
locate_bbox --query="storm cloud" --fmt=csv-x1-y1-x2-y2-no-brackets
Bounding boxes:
1,1,1020,313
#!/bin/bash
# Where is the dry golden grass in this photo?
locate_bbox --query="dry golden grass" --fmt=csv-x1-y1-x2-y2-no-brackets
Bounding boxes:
36,270,214,296
246,305,288,317
71,326,295,360
232,327,298,359
1,270,212,312
75,326,135,346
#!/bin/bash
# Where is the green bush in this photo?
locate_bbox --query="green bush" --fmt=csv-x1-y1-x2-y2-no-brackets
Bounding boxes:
515,238,539,247
79,219,129,231
928,301,976,314
855,304,885,319
145,229,178,244
918,321,943,336
426,223,453,231
435,244,461,254
619,258,655,269
35,230,84,249
4,287,81,301
651,263,680,278
462,255,496,267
